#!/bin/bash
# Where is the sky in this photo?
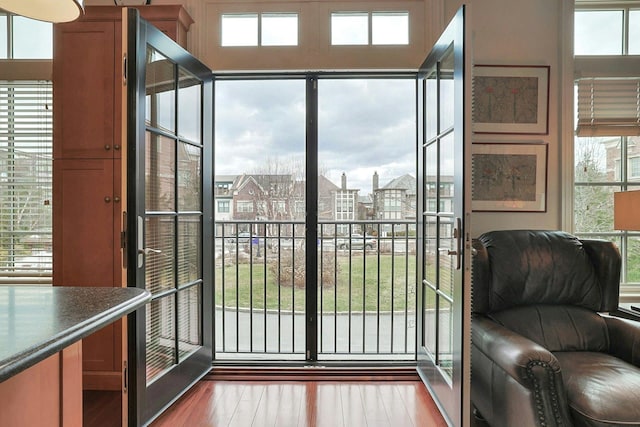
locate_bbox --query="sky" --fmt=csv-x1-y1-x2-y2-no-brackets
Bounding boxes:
214,77,417,195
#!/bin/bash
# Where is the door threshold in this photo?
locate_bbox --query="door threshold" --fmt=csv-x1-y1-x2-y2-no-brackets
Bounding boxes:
205,365,419,381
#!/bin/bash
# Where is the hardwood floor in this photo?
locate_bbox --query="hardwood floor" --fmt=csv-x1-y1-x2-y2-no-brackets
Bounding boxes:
150,379,448,427
83,390,121,427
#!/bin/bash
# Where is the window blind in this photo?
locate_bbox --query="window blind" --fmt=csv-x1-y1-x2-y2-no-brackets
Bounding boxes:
576,77,640,137
0,80,53,285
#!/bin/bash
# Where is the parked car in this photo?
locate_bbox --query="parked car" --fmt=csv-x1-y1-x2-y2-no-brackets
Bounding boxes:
226,231,251,244
336,234,377,250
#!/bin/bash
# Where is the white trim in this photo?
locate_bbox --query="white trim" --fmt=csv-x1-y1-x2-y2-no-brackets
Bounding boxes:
561,0,575,232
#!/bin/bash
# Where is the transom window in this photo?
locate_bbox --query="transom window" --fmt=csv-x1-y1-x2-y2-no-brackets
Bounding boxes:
331,11,409,46
221,13,298,47
575,7,640,55
1,13,52,59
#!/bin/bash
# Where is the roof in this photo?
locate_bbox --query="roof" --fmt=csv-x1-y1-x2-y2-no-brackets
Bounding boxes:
380,174,416,194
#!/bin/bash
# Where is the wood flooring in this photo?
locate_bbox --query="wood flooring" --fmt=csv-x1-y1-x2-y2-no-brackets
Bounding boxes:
150,379,448,427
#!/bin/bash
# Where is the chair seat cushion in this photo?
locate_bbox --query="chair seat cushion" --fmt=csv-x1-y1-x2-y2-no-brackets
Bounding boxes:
555,352,640,426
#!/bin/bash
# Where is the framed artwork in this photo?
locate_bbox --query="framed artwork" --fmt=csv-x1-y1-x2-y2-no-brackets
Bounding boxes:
473,65,550,134
472,142,548,212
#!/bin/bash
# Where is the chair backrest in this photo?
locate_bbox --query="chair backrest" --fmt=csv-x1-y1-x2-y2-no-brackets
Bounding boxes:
472,230,621,314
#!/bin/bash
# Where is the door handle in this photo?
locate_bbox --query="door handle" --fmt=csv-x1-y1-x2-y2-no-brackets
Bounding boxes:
138,248,161,256
439,218,463,270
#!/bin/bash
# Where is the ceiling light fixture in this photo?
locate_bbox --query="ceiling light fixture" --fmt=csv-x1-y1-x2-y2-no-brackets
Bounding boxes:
0,0,84,23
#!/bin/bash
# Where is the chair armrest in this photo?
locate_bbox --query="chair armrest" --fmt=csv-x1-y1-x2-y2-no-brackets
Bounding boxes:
472,315,573,427
603,314,640,366
473,315,561,385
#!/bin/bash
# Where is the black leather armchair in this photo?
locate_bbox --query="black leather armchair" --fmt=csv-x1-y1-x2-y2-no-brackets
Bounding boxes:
471,230,640,427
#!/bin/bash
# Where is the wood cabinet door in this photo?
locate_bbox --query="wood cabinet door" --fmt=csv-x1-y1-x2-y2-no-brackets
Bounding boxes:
53,159,117,374
53,21,117,159
53,159,115,286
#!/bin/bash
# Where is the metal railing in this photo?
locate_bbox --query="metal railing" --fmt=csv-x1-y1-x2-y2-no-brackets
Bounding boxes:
214,220,417,361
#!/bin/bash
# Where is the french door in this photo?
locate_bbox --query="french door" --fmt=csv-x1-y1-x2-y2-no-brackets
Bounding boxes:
416,6,471,427
124,9,214,426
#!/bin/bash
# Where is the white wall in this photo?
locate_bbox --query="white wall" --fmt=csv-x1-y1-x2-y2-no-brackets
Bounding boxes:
445,0,566,236
86,0,568,237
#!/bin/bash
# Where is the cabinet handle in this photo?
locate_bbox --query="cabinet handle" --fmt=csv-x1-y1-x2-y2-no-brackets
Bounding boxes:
104,196,111,203
114,144,121,150
104,144,111,151
114,196,121,203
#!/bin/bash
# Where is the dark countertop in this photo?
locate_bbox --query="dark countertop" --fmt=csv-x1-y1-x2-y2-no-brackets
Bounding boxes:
0,286,150,382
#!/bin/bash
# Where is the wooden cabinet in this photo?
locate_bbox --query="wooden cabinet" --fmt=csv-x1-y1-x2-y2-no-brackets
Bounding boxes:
53,6,193,392
0,342,82,427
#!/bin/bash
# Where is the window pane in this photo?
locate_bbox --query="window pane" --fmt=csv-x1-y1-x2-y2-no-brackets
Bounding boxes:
262,13,298,46
0,15,7,58
574,185,617,233
372,12,409,45
574,10,623,55
574,136,620,182
630,10,640,55
221,14,258,47
0,81,53,285
631,137,640,182
331,12,368,45
13,16,52,59
628,236,640,283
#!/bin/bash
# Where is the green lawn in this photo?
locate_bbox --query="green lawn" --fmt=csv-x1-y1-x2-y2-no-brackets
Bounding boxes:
215,253,416,312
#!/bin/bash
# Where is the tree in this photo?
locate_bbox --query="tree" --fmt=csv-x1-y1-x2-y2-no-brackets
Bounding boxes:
574,136,615,233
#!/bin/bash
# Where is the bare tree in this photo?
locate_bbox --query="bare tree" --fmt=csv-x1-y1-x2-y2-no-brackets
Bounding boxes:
574,136,615,233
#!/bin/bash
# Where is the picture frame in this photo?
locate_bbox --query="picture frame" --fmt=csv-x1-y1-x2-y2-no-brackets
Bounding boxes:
472,142,548,212
473,65,550,134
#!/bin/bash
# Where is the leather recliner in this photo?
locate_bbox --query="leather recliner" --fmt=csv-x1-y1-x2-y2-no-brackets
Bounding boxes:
472,230,640,427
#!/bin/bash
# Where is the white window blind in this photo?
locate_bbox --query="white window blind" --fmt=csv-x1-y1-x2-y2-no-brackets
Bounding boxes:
0,80,53,284
576,77,640,137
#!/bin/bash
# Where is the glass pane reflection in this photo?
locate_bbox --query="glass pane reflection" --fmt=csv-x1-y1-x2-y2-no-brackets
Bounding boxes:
145,216,176,295
439,46,455,131
178,67,201,143
178,285,202,361
145,132,176,212
146,46,176,133
146,296,176,383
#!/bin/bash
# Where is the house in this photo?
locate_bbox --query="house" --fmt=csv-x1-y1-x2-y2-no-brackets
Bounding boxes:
1,0,637,426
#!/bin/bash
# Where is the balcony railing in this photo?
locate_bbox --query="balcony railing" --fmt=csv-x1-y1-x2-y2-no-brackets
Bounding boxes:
214,220,417,361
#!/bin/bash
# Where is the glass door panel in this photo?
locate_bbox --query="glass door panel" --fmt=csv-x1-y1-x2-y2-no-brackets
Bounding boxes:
317,77,416,360
416,6,469,426
214,78,306,359
125,9,213,425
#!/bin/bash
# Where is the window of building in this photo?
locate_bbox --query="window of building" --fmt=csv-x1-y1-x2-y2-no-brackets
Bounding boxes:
331,11,409,46
221,13,298,47
218,200,230,213
574,4,640,295
237,200,254,212
272,200,286,213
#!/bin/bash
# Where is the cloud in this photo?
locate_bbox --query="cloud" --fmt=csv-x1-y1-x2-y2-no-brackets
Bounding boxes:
215,77,416,193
